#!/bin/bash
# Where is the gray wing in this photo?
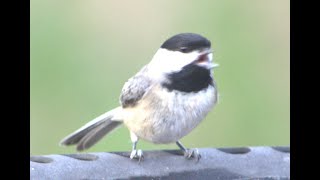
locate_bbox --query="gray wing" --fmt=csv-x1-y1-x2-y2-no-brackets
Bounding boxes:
120,66,152,108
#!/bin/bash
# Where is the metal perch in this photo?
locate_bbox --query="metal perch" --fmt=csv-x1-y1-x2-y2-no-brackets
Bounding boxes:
30,146,290,180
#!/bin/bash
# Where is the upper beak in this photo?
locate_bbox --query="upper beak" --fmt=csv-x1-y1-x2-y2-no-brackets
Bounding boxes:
200,49,212,56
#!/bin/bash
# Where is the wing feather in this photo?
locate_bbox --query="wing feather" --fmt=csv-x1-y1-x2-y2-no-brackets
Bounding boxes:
120,66,152,108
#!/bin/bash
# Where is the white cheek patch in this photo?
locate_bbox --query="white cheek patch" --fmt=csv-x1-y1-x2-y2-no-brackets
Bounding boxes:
148,48,199,79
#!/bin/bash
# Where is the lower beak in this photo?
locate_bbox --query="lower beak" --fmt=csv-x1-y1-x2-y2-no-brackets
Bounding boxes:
210,62,219,69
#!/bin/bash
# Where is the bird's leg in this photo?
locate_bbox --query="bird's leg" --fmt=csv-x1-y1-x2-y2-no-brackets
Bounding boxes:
129,131,144,162
176,141,201,161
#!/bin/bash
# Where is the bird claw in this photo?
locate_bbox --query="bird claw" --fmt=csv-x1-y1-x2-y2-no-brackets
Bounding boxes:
184,148,201,161
130,149,144,163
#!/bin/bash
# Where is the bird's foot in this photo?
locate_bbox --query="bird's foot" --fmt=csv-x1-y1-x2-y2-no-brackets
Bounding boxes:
184,148,201,161
130,149,144,163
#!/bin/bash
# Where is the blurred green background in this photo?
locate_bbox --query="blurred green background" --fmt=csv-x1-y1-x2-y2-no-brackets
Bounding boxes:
31,0,289,155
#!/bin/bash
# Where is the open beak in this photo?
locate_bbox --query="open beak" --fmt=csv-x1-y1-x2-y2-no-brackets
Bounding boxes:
194,50,218,69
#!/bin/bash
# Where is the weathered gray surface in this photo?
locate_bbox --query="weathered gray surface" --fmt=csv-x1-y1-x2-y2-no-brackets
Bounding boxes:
30,146,290,180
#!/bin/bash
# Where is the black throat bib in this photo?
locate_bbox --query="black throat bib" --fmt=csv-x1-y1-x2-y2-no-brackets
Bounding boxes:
162,64,213,93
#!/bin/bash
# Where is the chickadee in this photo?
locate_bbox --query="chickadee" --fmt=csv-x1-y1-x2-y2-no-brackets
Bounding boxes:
60,33,218,161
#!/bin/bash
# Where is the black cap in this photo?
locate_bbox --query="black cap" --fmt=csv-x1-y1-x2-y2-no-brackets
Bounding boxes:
160,33,211,53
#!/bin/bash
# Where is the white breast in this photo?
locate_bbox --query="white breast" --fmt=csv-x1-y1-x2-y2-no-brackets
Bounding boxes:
123,85,217,144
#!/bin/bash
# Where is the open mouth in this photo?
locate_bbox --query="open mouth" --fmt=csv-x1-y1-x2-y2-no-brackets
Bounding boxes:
195,52,210,64
194,50,212,66
194,51,218,69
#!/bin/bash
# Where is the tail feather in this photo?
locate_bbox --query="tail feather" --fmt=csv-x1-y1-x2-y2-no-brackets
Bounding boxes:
76,121,122,151
59,107,122,150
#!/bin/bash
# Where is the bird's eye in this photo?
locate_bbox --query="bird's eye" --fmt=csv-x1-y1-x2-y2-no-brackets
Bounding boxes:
179,47,189,53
